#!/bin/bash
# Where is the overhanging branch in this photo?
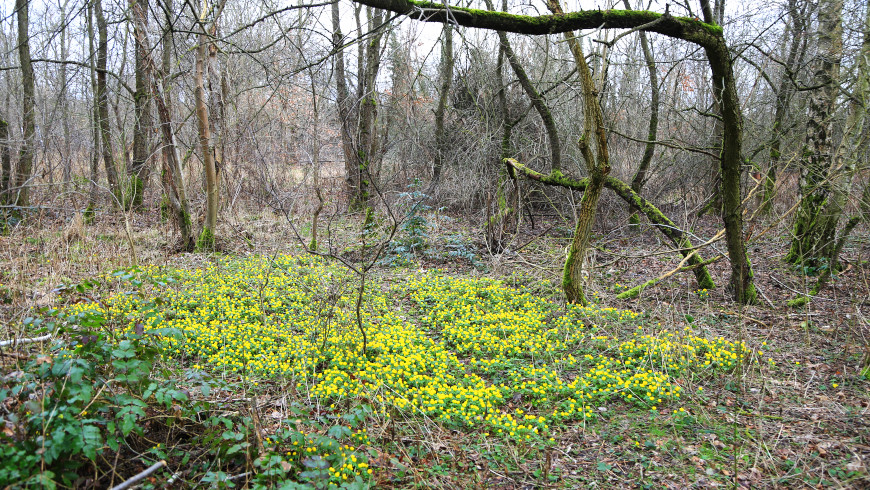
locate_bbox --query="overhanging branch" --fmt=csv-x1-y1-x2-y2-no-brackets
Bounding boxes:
349,0,721,47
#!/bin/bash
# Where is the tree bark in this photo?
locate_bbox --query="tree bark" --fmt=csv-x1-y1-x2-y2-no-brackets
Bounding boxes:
194,27,218,250
130,0,152,209
430,24,453,189
85,1,100,221
350,7,386,210
857,1,870,221
59,0,72,194
785,0,844,267
0,117,9,205
762,0,806,215
333,1,358,210
545,0,609,305
705,38,757,304
625,0,658,224
14,0,36,208
130,0,194,250
95,0,120,203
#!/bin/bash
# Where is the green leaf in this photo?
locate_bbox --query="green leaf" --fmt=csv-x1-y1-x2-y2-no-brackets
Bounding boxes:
327,425,350,439
596,462,612,472
82,425,101,460
226,443,246,455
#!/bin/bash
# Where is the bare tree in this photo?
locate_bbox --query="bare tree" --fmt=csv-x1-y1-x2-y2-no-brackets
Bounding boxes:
13,0,36,209
130,0,152,208
130,0,194,250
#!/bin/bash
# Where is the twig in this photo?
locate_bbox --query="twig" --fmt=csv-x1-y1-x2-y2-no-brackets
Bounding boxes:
594,5,670,47
111,460,167,490
0,334,52,348
770,275,834,302
512,225,555,253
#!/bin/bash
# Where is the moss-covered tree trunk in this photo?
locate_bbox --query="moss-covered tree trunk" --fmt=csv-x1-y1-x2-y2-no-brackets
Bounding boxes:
0,118,10,205
547,0,609,305
706,39,757,304
85,2,100,221
762,0,806,215
786,0,844,267
345,7,385,211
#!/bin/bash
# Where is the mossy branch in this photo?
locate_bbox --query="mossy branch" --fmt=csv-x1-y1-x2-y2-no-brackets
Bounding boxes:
350,0,722,44
505,158,715,290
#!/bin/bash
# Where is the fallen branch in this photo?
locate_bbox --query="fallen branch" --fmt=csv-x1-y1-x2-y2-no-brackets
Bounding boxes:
111,460,167,490
0,334,51,348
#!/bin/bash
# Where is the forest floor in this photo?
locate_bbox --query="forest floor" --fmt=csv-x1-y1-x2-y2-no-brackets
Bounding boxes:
1,205,869,489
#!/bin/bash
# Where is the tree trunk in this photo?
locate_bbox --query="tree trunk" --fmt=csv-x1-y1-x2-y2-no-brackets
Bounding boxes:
705,38,757,304
626,0,658,224
430,24,453,190
59,0,72,194
130,0,152,209
194,25,218,250
95,0,120,203
547,0,610,305
349,7,386,210
14,0,36,209
762,0,806,215
858,1,870,221
0,118,9,205
85,1,100,221
785,0,844,267
333,0,357,210
159,0,175,217
130,0,194,250
208,22,226,213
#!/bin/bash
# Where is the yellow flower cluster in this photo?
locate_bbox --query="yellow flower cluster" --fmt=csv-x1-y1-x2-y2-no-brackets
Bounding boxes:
67,257,748,443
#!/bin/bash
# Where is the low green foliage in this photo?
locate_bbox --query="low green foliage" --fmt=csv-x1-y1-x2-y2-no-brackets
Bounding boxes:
379,180,430,267
64,257,748,442
7,254,761,487
1,277,376,488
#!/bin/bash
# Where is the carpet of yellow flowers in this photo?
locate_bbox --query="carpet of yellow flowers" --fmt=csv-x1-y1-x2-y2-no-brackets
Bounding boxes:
69,254,750,446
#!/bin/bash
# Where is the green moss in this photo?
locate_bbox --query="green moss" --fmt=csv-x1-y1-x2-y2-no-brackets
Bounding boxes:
787,296,810,308
196,227,215,252
158,196,171,223
403,1,723,42
616,280,656,300
82,205,96,225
